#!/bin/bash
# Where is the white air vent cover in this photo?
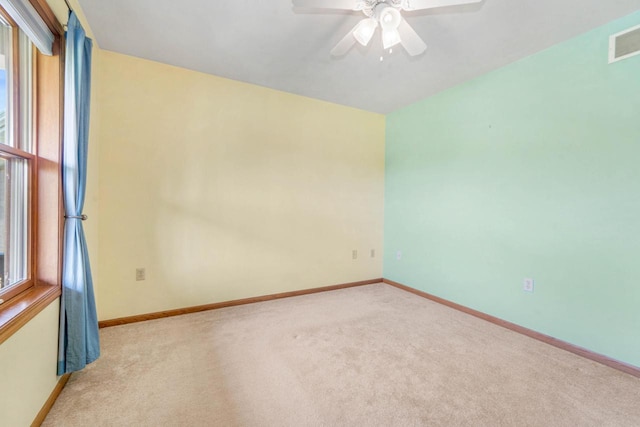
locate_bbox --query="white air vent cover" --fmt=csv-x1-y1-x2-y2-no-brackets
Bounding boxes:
609,24,640,63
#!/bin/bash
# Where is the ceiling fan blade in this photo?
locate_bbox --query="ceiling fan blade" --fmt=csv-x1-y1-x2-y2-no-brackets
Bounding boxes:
293,0,360,10
330,22,361,56
401,0,481,11
398,19,427,56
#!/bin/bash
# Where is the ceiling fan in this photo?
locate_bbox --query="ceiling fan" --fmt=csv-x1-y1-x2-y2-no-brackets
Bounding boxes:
293,0,481,57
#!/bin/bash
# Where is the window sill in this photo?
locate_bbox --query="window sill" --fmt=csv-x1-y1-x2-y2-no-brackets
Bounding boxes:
0,285,60,346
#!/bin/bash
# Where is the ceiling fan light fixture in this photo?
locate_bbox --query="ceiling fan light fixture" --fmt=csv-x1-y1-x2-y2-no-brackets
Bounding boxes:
353,18,378,46
295,0,454,57
382,28,401,49
378,5,401,30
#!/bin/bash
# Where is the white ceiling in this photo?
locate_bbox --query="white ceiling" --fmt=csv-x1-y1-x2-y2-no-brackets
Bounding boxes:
76,0,640,114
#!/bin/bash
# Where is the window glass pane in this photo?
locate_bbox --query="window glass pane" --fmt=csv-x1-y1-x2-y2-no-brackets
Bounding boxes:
7,156,28,286
0,158,5,287
0,156,28,289
19,31,32,153
0,20,11,147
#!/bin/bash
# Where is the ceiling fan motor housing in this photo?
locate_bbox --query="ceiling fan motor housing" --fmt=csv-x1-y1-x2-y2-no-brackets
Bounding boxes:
360,1,399,14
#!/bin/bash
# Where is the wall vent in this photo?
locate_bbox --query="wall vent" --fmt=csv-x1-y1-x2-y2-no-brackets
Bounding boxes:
609,24,640,63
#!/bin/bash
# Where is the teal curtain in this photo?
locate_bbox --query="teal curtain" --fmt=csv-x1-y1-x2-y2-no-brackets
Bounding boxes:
57,11,100,375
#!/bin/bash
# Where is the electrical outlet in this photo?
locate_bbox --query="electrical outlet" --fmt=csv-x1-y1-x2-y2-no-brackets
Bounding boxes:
523,278,534,293
136,268,146,281
396,250,402,260
370,249,375,258
352,250,358,260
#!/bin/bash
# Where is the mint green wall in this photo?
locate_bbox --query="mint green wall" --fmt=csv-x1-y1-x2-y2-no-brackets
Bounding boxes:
384,12,640,367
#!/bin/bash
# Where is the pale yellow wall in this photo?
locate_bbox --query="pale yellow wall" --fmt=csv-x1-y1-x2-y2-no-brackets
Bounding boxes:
0,301,60,426
96,51,385,320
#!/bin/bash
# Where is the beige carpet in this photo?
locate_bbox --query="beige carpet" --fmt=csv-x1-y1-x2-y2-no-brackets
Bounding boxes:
43,283,640,426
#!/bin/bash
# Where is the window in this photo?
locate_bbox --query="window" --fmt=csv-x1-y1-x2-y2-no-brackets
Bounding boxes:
0,12,34,303
0,0,63,345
